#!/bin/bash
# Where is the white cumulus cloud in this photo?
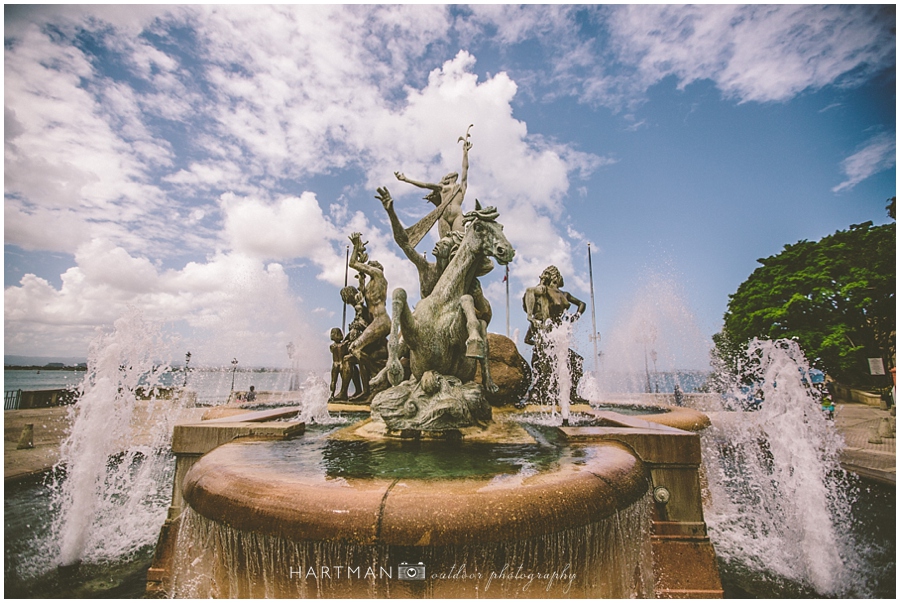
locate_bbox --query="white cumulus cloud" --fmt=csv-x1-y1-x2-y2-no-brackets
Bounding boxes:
832,132,897,193
597,5,894,107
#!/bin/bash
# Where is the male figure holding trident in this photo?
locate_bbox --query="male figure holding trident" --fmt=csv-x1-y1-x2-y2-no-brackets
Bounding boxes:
394,124,473,246
346,232,390,400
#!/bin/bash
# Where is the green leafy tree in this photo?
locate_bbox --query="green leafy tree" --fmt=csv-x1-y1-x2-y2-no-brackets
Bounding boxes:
719,219,895,387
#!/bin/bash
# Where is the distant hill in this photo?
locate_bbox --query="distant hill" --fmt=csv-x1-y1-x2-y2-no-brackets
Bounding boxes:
5,355,87,367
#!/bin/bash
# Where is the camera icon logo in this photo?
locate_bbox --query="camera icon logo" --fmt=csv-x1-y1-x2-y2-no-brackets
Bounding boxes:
397,562,426,580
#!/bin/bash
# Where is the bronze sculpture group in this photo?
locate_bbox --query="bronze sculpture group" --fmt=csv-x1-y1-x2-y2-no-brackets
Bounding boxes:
328,240,389,402
328,127,584,431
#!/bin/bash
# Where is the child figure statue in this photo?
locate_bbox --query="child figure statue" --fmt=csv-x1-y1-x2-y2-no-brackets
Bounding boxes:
328,327,345,400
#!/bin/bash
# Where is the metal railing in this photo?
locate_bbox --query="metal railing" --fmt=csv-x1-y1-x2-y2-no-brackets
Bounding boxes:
5,389,22,410
4,388,77,410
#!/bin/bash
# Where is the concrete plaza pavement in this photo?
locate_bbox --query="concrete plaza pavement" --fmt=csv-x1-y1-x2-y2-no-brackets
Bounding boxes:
833,402,896,485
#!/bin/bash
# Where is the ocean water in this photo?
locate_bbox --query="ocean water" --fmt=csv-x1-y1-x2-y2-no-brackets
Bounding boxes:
4,370,86,392
5,367,707,397
3,368,324,404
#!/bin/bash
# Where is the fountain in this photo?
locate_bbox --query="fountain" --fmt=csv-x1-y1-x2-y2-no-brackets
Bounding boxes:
139,131,723,598
49,310,183,569
8,194,892,597
587,272,712,399
11,129,888,599
698,338,880,597
145,399,719,597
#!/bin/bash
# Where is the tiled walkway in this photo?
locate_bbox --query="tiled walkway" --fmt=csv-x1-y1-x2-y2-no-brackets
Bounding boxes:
834,402,896,485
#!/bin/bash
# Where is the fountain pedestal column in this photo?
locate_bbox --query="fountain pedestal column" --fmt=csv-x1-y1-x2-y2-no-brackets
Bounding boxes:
559,410,724,598
145,408,305,595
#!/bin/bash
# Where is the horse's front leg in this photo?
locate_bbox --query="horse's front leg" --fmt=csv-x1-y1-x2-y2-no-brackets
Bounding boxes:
388,288,412,386
461,294,496,393
460,294,484,358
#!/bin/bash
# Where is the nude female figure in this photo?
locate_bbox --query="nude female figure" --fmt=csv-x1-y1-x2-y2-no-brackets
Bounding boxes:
394,126,472,243
523,265,586,345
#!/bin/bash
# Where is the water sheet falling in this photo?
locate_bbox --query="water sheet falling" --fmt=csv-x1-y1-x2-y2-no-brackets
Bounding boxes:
170,494,655,598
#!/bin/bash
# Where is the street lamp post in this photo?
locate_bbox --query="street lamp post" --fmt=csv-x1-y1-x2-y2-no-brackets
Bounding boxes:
644,344,652,394
183,351,192,387
231,358,239,391
588,243,600,375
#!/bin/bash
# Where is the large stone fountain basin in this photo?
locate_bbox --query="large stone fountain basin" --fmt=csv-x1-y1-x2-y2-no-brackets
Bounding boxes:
182,436,648,547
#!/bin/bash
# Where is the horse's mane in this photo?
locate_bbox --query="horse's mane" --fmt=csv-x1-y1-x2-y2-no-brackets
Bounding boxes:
462,202,499,225
457,202,498,277
429,202,502,298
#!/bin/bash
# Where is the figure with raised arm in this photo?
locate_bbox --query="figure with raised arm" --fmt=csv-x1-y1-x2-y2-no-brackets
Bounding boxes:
346,232,390,400
376,185,457,298
372,187,495,391
332,288,367,401
394,125,473,246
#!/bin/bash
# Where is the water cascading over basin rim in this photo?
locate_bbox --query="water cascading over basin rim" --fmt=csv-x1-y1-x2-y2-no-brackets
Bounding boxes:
181,439,649,547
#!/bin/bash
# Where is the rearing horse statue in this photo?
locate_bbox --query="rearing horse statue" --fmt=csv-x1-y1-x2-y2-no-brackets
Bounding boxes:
385,203,515,392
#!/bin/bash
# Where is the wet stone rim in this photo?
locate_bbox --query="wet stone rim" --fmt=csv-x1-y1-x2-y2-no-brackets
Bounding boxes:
182,439,649,547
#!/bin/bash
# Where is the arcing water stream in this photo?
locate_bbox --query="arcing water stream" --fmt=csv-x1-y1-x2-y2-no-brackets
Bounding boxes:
5,310,337,596
579,273,893,597
699,339,863,596
13,310,182,583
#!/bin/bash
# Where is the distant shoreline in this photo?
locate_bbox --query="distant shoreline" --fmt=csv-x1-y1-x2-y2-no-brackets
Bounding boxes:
4,366,87,371
5,366,320,372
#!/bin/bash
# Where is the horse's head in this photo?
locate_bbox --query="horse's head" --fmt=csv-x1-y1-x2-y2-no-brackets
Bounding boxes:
462,201,515,265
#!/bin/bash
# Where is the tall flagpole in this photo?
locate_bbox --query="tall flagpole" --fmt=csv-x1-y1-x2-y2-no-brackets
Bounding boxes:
341,244,349,332
588,243,599,374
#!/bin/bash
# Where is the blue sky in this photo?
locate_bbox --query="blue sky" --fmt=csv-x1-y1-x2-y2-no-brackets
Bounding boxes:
4,4,896,371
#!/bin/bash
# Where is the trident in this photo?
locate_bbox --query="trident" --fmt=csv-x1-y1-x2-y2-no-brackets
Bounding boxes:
458,123,474,146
